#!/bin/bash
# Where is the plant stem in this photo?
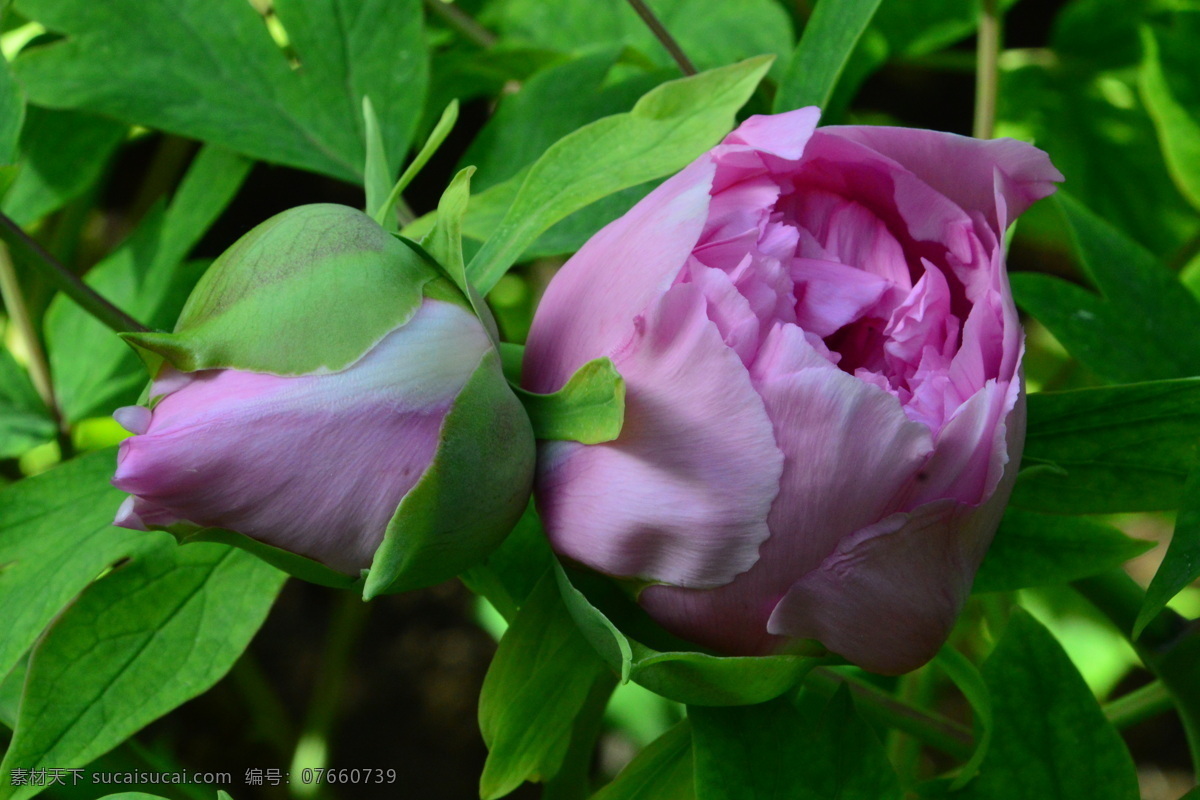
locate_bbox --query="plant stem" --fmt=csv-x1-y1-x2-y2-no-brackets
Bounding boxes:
625,0,697,76
972,0,1000,139
421,0,496,47
1104,681,1174,730
289,591,370,800
231,652,298,763
0,211,150,334
0,242,59,420
809,667,973,761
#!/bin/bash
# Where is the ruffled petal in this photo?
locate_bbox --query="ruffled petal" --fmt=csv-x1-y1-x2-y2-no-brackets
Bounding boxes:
537,283,782,589
639,324,933,653
113,299,491,574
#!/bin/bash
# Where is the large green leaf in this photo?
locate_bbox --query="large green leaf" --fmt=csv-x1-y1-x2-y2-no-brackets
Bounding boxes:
999,63,1194,257
1135,460,1200,636
461,56,772,294
486,0,792,77
957,611,1139,799
0,347,54,458
0,449,159,682
0,35,23,166
975,508,1154,593
690,689,900,800
592,721,694,800
0,543,284,800
1010,194,1200,385
12,0,428,182
477,570,610,800
0,107,126,225
1012,379,1200,513
1139,16,1200,213
45,145,252,421
774,0,883,113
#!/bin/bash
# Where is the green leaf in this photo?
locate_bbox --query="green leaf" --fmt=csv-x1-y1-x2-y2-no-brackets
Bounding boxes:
1012,379,1200,514
489,0,792,78
975,508,1154,592
0,37,24,165
871,0,1019,58
0,449,160,683
0,543,284,800
364,349,534,598
0,107,126,225
419,165,499,342
46,145,251,421
555,564,822,706
1139,18,1200,213
690,688,900,800
459,48,667,192
464,56,773,294
1136,460,1200,637
514,357,625,444
361,96,391,229
592,721,694,800
477,570,611,800
12,0,428,182
957,610,1139,799
1010,193,1200,385
999,64,1195,256
374,100,459,232
933,647,992,789
774,0,883,113
0,347,54,458
124,204,442,375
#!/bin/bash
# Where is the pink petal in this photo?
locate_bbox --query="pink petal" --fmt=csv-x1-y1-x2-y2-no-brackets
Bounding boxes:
766,390,1024,675
523,157,717,394
722,107,822,161
113,300,491,574
820,126,1064,236
537,283,782,589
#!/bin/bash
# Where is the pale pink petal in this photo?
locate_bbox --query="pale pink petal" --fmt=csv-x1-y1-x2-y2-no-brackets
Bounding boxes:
537,283,782,589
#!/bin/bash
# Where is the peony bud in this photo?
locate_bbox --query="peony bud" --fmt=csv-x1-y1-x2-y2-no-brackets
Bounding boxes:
523,109,1062,673
113,204,535,596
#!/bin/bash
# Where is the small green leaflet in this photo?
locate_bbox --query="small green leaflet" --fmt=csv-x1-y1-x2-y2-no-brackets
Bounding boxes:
1140,20,1200,214
514,357,626,444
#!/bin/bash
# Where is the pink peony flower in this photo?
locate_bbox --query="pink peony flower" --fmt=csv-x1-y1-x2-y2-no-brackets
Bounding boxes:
523,108,1062,674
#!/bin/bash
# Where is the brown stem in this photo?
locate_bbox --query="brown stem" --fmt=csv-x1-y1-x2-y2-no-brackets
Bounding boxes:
626,0,697,76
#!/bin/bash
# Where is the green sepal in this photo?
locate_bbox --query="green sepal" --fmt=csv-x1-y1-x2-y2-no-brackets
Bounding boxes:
120,204,450,375
167,525,361,591
554,563,828,706
514,357,625,444
363,348,535,598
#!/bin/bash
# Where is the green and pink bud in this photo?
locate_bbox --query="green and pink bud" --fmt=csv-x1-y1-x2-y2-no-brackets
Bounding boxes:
112,204,534,596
